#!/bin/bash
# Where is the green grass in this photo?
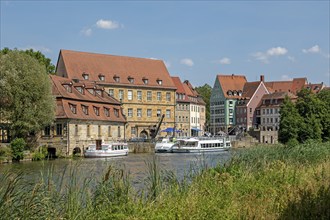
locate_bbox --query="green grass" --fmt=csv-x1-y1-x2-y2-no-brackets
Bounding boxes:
0,141,329,219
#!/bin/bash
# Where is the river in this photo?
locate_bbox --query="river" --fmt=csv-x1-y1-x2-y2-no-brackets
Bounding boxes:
0,150,234,189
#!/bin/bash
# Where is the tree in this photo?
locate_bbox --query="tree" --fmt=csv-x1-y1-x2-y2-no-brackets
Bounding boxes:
278,96,302,144
195,84,212,124
10,138,26,162
0,50,55,144
0,47,55,74
317,89,330,141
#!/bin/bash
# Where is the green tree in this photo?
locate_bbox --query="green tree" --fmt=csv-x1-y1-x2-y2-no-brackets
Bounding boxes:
317,89,330,141
296,89,323,142
0,50,55,144
0,47,55,74
279,96,302,144
195,84,212,124
10,138,26,162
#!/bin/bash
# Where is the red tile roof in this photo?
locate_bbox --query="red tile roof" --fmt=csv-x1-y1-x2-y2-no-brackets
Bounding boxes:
265,78,307,94
56,49,176,90
50,75,125,122
241,81,261,99
171,76,185,94
261,91,297,100
217,74,247,98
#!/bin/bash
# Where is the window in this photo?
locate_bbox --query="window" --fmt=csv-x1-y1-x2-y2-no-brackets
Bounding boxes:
114,108,119,117
137,108,142,117
82,73,89,80
128,90,133,100
143,78,148,84
166,92,171,101
267,109,269,114
147,109,152,117
99,74,105,81
229,101,233,105
119,90,124,101
131,127,136,136
76,86,83,94
63,84,72,93
108,126,111,137
113,75,120,82
87,89,94,95
157,79,162,85
118,126,121,137
108,89,114,97
166,110,171,118
147,91,152,101
229,109,233,113
82,105,89,115
157,92,162,101
93,106,100,116
262,109,265,115
75,125,78,136
104,107,110,117
157,109,161,117
128,77,134,84
128,108,133,117
44,126,50,136
98,125,101,136
87,125,90,136
69,104,77,114
56,123,62,136
137,91,142,100
250,108,252,113
270,108,273,114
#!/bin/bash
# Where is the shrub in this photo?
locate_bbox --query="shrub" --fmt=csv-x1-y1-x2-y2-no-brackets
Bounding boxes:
32,145,48,161
10,138,26,162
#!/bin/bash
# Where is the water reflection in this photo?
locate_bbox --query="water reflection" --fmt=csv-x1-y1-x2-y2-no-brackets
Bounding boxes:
0,151,233,188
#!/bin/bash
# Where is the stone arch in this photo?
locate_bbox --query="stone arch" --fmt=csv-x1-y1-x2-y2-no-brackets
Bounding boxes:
140,129,149,138
73,147,82,156
47,147,57,159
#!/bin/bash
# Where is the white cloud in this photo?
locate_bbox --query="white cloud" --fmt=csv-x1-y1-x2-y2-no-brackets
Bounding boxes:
81,27,92,36
218,57,231,65
267,47,288,56
96,19,120,29
20,46,51,53
302,45,320,53
180,58,194,67
252,46,288,63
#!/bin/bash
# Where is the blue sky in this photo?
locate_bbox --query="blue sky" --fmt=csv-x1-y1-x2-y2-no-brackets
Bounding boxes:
1,1,329,86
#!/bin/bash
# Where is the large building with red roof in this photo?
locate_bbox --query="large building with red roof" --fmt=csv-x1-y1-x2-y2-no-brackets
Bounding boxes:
39,75,126,156
171,77,206,137
55,49,176,140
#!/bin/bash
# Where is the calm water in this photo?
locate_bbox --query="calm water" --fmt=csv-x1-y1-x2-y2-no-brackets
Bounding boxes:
0,151,234,189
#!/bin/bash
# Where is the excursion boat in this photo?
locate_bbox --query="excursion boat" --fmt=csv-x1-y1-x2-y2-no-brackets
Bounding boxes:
84,142,129,158
154,137,178,153
171,137,231,153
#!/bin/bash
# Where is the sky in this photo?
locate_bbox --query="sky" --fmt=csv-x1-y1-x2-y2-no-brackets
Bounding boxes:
1,1,329,87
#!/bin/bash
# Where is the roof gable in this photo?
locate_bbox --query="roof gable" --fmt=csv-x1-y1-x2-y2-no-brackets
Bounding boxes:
217,74,247,98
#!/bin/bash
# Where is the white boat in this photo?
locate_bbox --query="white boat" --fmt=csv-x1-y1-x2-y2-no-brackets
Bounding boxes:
171,137,231,153
84,142,128,158
154,138,177,153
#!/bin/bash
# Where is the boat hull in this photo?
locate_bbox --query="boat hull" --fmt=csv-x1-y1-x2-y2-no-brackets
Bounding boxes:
171,147,229,153
154,142,175,153
84,150,128,158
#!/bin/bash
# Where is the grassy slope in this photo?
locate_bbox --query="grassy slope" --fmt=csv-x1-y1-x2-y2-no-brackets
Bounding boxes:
0,141,329,219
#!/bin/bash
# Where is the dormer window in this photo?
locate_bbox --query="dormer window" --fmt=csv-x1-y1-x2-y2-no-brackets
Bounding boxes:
227,90,232,96
142,77,148,85
82,72,89,80
93,106,100,116
113,75,120,83
114,108,119,117
87,88,95,95
99,74,105,81
156,79,162,85
233,90,237,96
104,107,110,117
128,76,134,84
75,86,84,94
238,90,243,96
82,105,89,115
95,90,102,96
63,84,72,93
69,103,77,114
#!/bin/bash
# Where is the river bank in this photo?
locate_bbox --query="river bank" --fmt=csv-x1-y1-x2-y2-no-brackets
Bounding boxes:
1,141,329,219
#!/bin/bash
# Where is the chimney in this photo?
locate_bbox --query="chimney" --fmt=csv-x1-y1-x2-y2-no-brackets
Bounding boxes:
260,75,265,82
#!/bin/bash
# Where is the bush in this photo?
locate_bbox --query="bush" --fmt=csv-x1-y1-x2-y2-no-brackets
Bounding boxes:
32,145,48,161
286,138,299,147
0,145,11,161
10,138,26,162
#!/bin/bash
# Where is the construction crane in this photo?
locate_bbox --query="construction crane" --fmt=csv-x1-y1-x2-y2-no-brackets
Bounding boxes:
149,114,165,140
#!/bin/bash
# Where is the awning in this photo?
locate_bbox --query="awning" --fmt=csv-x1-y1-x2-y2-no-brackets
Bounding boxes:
161,127,182,133
191,128,202,132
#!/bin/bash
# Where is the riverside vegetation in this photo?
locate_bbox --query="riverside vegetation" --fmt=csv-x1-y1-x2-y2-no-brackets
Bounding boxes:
0,141,329,219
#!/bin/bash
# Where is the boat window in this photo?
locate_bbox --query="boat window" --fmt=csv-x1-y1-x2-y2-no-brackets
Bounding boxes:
221,143,224,147
226,142,230,147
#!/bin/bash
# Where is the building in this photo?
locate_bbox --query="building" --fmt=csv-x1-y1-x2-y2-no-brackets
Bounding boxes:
38,75,126,156
55,49,177,139
256,91,297,144
172,77,206,137
236,75,269,131
210,74,247,134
